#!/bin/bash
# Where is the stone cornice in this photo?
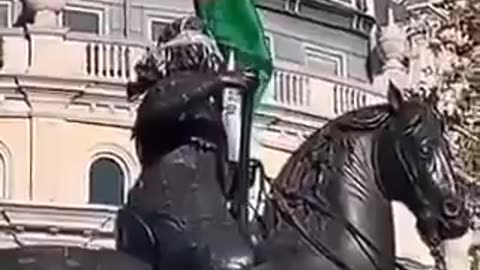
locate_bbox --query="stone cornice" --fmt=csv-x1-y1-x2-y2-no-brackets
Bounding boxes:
406,2,449,21
256,103,329,129
257,0,375,38
0,73,136,127
254,130,308,153
0,200,117,248
253,105,323,153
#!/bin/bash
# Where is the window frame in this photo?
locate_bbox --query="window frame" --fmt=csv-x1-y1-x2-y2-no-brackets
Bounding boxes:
87,153,129,206
0,140,12,199
303,43,347,77
147,17,171,44
264,32,275,59
284,0,300,13
261,32,276,105
0,0,12,28
59,4,106,35
331,0,354,8
145,13,180,44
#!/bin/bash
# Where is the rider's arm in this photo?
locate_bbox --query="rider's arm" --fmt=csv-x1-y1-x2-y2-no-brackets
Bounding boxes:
137,70,255,122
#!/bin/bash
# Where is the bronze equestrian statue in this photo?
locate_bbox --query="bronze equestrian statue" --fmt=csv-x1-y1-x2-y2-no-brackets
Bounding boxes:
0,15,470,270
252,82,470,270
116,15,469,270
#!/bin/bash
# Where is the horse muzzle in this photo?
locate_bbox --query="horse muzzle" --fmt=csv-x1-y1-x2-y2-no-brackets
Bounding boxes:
415,197,469,243
442,198,462,218
438,198,469,240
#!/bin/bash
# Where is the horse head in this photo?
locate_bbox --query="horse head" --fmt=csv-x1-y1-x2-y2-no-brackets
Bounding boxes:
377,81,469,245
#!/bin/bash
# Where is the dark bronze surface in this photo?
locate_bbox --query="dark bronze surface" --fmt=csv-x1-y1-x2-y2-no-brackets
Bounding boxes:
253,82,469,270
118,16,257,270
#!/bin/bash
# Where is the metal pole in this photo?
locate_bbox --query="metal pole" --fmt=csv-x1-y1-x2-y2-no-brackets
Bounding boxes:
222,51,253,231
223,52,242,162
236,82,254,231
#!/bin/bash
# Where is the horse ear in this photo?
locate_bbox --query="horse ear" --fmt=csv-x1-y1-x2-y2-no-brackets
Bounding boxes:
387,80,403,112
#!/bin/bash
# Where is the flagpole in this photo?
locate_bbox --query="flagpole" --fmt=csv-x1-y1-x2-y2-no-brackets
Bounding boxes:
223,50,253,232
237,78,254,232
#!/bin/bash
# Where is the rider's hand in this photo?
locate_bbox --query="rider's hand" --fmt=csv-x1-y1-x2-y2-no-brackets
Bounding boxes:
220,68,259,91
243,67,260,90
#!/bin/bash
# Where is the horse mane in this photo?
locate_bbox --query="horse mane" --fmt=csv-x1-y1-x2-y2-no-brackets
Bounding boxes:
273,104,393,195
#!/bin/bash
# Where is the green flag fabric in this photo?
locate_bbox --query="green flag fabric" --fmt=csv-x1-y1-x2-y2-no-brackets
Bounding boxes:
194,0,273,109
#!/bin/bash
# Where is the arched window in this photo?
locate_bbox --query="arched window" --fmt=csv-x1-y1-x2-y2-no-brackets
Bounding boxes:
89,157,125,206
0,153,5,198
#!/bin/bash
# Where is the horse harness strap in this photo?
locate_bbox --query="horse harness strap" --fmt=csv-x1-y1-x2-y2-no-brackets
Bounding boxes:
272,191,354,270
271,185,405,270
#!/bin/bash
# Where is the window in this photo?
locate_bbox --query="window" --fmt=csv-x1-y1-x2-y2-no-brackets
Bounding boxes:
62,7,102,34
262,34,275,105
89,157,125,206
334,0,353,5
265,35,274,57
0,154,5,198
284,0,300,13
305,46,345,76
150,20,167,43
307,54,339,75
0,141,11,199
0,1,11,27
355,0,367,12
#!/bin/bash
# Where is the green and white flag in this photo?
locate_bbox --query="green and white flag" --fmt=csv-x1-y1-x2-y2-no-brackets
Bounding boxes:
194,0,273,165
194,0,273,109
194,0,272,225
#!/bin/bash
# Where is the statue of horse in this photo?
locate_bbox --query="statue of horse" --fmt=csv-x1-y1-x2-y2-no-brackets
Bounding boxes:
115,16,258,270
0,14,470,270
115,14,470,270
251,82,470,270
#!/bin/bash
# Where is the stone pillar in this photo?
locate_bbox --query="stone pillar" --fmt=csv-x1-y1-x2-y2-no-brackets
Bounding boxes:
373,8,409,92
405,15,431,90
24,0,67,28
21,0,85,77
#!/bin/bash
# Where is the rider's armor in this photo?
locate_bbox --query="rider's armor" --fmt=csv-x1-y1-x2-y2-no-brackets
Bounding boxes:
116,16,254,270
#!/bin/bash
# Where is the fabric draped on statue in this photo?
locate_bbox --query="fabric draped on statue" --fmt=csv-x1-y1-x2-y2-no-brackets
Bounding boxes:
194,0,272,109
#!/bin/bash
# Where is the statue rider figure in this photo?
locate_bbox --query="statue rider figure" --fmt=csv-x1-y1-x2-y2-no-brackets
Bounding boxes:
117,16,258,270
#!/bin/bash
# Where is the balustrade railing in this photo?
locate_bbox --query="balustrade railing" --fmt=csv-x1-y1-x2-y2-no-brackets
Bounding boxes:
272,68,311,107
76,36,145,82
0,30,145,83
83,41,145,81
0,29,385,119
263,63,386,119
333,85,367,115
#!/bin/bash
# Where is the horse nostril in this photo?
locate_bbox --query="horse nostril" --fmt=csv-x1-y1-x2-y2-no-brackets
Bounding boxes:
443,198,461,218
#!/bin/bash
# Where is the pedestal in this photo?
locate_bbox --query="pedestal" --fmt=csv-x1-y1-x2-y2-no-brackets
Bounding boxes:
33,10,59,28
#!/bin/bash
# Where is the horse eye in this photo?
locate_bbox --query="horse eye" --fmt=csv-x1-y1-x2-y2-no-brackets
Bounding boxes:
420,145,431,157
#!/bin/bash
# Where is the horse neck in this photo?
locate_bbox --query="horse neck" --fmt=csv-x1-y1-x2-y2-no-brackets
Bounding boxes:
321,134,396,266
